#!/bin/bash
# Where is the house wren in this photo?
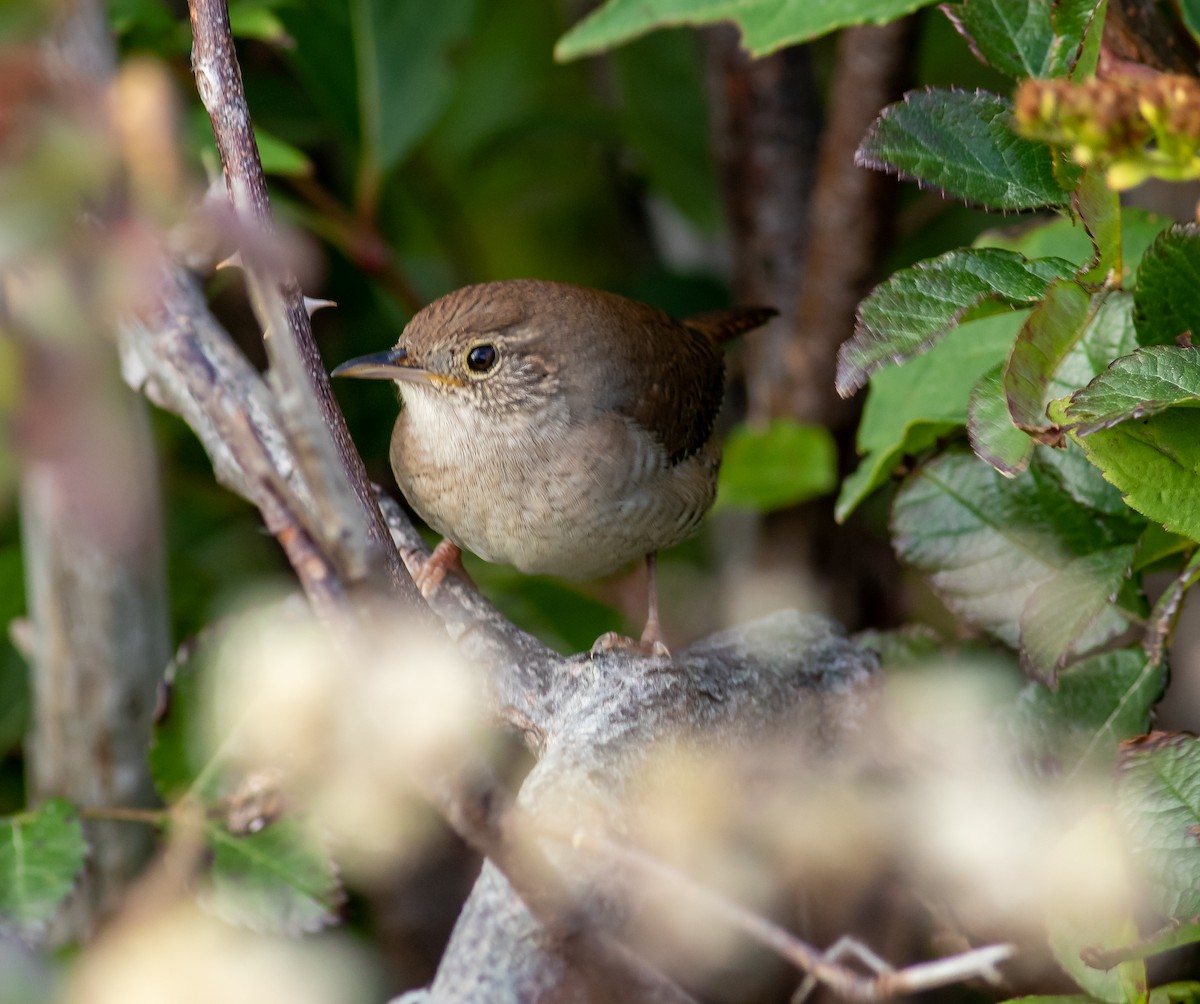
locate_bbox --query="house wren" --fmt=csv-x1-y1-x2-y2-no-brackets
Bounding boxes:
333,279,774,654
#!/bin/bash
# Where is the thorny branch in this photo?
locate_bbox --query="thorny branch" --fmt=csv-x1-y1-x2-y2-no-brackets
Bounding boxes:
186,0,420,606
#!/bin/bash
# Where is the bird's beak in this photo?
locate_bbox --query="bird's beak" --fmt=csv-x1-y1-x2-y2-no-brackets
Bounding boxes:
331,346,431,384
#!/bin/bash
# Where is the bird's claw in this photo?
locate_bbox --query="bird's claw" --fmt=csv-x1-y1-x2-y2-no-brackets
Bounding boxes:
412,539,470,598
590,631,670,659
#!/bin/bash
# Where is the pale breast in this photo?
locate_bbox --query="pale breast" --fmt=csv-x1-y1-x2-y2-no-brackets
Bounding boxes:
389,392,719,579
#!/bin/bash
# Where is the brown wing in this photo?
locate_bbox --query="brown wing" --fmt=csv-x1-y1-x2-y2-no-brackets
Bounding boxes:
601,301,775,465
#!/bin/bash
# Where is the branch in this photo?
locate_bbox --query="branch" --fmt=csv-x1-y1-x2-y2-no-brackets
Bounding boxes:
186,0,421,607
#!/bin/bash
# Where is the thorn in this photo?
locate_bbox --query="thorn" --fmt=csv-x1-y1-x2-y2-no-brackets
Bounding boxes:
215,250,243,271
303,296,336,317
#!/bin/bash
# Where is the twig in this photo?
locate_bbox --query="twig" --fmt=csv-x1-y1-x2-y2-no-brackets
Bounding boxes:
120,267,349,619
555,828,1013,1003
186,0,421,606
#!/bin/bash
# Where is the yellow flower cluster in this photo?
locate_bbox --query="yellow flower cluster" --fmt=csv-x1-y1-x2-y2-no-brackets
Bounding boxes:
1014,75,1200,189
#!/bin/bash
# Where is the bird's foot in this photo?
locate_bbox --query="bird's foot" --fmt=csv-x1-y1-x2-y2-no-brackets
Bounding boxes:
590,627,670,659
412,539,471,598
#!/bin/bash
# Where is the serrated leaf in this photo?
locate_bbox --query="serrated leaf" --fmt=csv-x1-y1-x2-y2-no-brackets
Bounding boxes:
554,0,941,61
1115,732,1200,919
1049,291,1140,400
1133,223,1200,346
0,799,87,940
837,247,1074,395
856,88,1070,211
969,362,1034,475
1068,407,1200,542
1074,166,1121,283
715,420,837,513
201,819,343,935
1012,649,1163,775
891,447,1139,647
1034,428,1143,523
840,212,1168,521
1056,346,1200,435
1018,546,1135,685
837,310,1021,520
1004,280,1096,433
1133,523,1193,573
942,0,1100,79
979,208,1170,282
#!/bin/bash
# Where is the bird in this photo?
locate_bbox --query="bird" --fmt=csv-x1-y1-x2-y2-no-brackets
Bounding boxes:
332,279,775,655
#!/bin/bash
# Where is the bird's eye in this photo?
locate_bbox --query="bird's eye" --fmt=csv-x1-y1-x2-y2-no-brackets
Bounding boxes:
466,343,498,374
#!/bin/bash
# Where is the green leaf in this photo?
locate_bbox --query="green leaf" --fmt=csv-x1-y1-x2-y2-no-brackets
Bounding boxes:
351,0,476,179
1073,3,1108,82
978,208,1171,283
1055,346,1200,435
0,799,86,940
611,30,721,231
1133,523,1192,573
1150,983,1200,1004
1035,437,1143,523
856,89,1070,211
228,0,289,43
1017,546,1134,685
1115,732,1200,919
1067,405,1200,542
891,447,1138,647
554,0,941,62
1133,224,1200,346
837,247,1074,395
1074,166,1121,283
1004,280,1096,433
1049,290,1140,401
715,420,837,513
1183,0,1200,47
278,1,475,185
942,0,1100,79
968,362,1034,475
202,818,343,935
254,128,311,179
837,309,1021,520
1013,650,1164,776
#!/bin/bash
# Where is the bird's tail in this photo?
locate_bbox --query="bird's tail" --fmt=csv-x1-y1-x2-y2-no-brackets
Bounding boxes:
683,306,778,345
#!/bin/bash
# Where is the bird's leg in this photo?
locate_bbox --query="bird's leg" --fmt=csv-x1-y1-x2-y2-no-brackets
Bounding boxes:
412,539,471,597
638,552,669,656
590,553,670,658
